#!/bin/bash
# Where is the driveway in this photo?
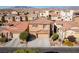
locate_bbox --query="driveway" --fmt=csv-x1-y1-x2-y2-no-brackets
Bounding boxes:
27,38,51,47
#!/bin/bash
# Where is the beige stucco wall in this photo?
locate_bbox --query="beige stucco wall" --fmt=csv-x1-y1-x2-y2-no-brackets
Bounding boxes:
29,24,50,32
29,24,50,38
28,17,33,21
5,17,13,22
73,33,79,38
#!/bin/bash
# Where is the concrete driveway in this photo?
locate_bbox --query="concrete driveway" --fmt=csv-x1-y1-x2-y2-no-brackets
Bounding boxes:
27,38,51,47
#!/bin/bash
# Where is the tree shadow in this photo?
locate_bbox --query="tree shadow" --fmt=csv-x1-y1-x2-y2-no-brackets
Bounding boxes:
27,34,36,42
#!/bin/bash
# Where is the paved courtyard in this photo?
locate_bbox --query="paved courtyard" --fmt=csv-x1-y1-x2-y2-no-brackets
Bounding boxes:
4,36,51,47
27,38,51,47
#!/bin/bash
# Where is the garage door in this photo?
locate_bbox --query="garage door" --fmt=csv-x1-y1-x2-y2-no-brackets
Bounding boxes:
38,34,49,38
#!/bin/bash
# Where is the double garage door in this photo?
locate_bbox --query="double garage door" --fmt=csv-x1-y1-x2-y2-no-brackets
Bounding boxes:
38,34,49,38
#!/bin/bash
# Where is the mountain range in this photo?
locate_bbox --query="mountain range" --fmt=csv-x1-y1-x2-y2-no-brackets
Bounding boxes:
0,6,79,10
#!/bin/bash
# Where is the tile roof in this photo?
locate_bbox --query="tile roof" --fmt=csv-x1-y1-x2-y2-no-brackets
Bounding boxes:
2,21,29,33
29,17,54,24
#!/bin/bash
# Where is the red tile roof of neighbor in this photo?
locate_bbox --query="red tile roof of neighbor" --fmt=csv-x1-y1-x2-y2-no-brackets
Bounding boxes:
4,21,29,33
29,17,54,24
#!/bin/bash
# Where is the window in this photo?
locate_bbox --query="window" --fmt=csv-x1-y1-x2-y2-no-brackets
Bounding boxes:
32,24,38,27
16,17,17,19
58,17,61,19
43,24,47,28
8,17,10,19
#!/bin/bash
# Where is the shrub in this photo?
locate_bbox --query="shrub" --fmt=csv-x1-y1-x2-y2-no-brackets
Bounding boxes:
15,49,40,53
63,40,73,46
19,31,29,41
52,33,59,41
67,35,76,42
0,37,6,43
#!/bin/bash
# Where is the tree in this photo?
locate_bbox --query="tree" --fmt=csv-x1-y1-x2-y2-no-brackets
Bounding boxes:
19,31,29,41
20,16,23,21
25,16,28,21
0,37,6,43
17,12,20,15
48,15,51,20
12,17,15,21
67,35,76,42
24,12,29,15
49,10,55,13
52,33,59,41
1,16,6,23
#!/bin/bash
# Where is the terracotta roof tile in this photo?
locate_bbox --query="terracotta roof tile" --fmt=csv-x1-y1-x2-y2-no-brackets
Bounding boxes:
29,17,54,24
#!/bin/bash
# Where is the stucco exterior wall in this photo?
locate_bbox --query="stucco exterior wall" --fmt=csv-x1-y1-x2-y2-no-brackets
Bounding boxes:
29,24,50,38
29,24,50,32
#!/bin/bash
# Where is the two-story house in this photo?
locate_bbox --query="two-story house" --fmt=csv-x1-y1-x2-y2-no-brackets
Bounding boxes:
29,17,54,38
60,10,74,21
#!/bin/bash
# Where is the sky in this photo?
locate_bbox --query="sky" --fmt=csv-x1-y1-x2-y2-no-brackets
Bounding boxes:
0,6,64,9
0,6,78,9
0,6,52,9
0,6,12,9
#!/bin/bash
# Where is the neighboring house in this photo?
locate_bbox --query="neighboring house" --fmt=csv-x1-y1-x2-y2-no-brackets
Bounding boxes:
27,13,39,21
11,11,18,15
5,14,28,22
51,12,61,20
29,17,54,38
39,10,49,17
60,10,74,21
0,22,29,39
5,14,16,22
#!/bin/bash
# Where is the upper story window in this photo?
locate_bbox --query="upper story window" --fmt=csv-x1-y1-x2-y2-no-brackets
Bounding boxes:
8,17,11,19
16,17,20,19
32,24,38,27
43,24,47,29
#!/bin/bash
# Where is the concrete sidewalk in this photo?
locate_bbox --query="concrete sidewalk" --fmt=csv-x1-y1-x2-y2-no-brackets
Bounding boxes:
27,38,50,47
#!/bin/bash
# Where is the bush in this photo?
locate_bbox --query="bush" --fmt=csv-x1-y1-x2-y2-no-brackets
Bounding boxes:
63,39,73,46
0,37,6,43
19,31,29,41
52,33,59,41
67,35,76,42
15,49,40,53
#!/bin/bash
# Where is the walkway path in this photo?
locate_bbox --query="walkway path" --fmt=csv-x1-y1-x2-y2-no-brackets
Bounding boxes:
4,38,20,47
27,38,50,47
